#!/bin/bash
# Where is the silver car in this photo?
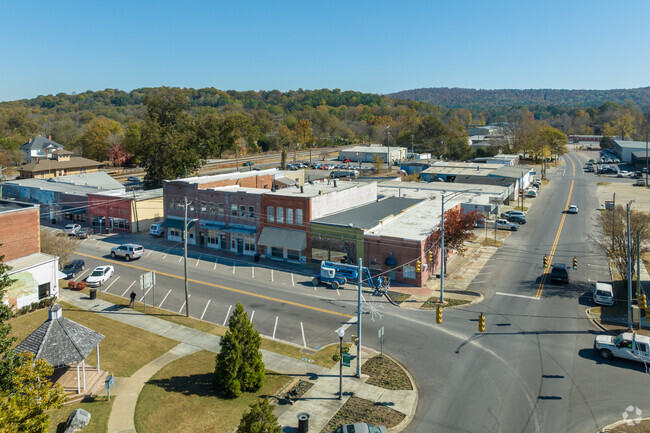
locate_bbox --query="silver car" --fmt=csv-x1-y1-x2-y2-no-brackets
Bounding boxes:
110,243,144,261
331,424,387,433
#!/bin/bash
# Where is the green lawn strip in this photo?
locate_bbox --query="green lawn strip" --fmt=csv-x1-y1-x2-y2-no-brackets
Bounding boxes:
134,350,291,433
320,396,405,433
481,238,503,247
48,396,113,433
72,288,343,368
361,356,412,390
420,297,471,310
308,343,352,369
386,291,411,305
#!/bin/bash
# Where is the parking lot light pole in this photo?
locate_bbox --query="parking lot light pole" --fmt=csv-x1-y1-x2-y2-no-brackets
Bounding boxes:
337,327,345,399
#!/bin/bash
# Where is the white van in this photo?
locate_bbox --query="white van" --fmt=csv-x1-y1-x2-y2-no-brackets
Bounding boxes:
149,223,163,237
593,282,615,306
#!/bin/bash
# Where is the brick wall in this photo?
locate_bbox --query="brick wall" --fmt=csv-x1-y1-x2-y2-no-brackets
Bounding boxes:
260,194,311,259
197,174,273,190
0,206,40,262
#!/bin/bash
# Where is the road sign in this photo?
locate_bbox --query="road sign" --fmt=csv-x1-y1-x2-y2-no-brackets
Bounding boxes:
378,327,384,339
140,271,156,290
378,327,384,357
342,352,351,367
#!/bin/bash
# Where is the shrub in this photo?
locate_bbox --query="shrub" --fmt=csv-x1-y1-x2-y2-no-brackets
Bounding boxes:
76,281,88,290
67,281,77,290
29,302,38,312
18,306,30,316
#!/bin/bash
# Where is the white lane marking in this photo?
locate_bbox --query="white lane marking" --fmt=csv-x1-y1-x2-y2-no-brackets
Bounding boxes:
163,252,168,259
337,288,341,296
495,292,540,300
314,285,317,291
252,267,254,278
122,280,136,297
96,240,101,247
214,261,217,271
250,310,255,324
158,289,172,308
200,299,211,320
139,287,151,302
271,269,274,282
272,316,279,340
300,322,306,348
340,317,358,333
232,264,236,274
74,269,91,282
471,280,486,284
147,250,153,257
178,256,183,263
291,273,294,286
195,256,201,267
178,294,191,314
223,304,232,326
104,276,120,292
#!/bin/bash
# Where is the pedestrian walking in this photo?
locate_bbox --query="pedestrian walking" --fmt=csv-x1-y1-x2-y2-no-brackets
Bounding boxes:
129,291,136,308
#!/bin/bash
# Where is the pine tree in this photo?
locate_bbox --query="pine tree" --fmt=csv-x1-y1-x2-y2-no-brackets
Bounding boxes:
236,398,281,433
215,303,265,397
0,248,18,392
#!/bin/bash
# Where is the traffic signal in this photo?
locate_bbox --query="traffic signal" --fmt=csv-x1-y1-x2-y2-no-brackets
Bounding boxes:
543,255,548,268
428,251,433,262
478,313,486,333
415,259,421,272
573,257,578,270
436,305,442,324
639,294,647,310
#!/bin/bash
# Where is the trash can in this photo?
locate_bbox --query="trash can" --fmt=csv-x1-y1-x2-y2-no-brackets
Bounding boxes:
254,254,260,262
89,289,97,300
297,412,309,433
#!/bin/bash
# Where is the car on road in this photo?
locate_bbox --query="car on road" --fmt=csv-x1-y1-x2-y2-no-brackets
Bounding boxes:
594,332,650,363
549,263,569,284
76,227,94,239
86,265,114,287
593,282,615,306
330,423,388,433
63,224,81,235
127,176,141,182
507,215,526,225
567,205,578,214
636,179,647,186
149,223,164,237
617,171,629,178
61,260,85,279
110,243,144,261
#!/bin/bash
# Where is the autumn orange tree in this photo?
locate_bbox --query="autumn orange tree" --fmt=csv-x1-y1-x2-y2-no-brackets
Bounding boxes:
433,208,484,270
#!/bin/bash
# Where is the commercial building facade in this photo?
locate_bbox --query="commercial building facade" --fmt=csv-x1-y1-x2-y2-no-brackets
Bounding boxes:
338,144,408,164
88,189,164,233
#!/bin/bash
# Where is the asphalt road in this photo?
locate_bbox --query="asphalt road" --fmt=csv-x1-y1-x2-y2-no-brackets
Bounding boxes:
63,151,648,432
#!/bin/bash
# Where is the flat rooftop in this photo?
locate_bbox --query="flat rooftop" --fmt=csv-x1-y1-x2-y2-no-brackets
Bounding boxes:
313,197,423,230
423,166,496,176
176,168,277,185
266,179,372,198
91,188,163,200
377,180,509,197
3,172,125,195
6,252,57,271
432,161,504,170
614,140,649,149
0,199,38,214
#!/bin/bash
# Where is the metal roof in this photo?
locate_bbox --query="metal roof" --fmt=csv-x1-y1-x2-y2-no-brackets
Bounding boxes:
0,199,38,214
313,197,423,230
19,156,102,172
3,172,125,195
19,136,64,152
6,252,57,273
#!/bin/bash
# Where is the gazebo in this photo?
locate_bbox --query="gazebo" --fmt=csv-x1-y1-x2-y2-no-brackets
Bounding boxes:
15,303,105,395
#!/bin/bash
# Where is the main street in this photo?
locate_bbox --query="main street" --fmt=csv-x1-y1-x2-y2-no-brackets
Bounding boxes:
66,151,647,432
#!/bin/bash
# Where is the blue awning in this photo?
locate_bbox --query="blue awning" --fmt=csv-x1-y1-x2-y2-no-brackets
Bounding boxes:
224,225,256,235
160,218,195,230
200,221,226,230
62,206,86,215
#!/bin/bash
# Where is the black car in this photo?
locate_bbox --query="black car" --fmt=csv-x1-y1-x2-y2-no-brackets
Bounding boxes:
61,260,85,279
76,227,94,239
507,215,526,225
549,263,569,284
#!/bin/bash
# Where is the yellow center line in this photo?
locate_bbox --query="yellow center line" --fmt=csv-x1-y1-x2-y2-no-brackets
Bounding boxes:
72,251,354,319
536,155,576,298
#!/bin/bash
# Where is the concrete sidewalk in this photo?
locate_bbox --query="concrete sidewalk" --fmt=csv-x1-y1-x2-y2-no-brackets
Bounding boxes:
60,289,417,433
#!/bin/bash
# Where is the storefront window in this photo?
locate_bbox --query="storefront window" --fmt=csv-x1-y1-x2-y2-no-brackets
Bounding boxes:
218,203,224,215
296,209,303,226
268,206,274,223
286,209,293,225
231,204,237,216
240,205,246,217
277,207,284,223
403,266,416,279
271,247,283,258
209,202,215,214
248,206,254,218
287,249,300,261
201,201,207,212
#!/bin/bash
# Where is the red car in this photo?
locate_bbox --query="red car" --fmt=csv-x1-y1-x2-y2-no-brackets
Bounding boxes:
343,158,351,162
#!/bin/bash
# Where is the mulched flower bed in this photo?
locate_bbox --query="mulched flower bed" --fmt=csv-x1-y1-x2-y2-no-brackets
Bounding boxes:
282,380,314,402
386,291,411,305
420,297,470,309
361,355,412,390
320,396,405,433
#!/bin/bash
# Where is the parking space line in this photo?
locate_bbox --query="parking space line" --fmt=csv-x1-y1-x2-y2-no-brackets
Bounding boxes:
291,274,294,286
232,264,235,274
252,267,254,278
223,304,232,326
271,270,274,282
200,299,211,320
120,280,135,297
163,252,168,259
139,287,151,302
147,250,153,257
272,316,278,340
74,269,91,282
96,240,101,247
214,261,217,271
104,276,120,292
250,310,255,323
337,288,340,296
158,289,172,308
300,322,306,348
195,256,201,267
178,256,183,263
178,294,191,314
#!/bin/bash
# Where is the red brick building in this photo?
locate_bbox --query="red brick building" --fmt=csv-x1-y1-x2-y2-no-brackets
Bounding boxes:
0,200,40,261
88,189,164,234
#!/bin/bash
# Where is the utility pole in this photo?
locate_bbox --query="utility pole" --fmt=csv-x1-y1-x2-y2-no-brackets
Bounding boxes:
637,231,641,300
386,124,391,173
357,258,362,378
626,201,634,330
440,194,445,303
411,133,414,158
645,120,648,188
309,113,313,166
184,197,190,317
612,193,616,254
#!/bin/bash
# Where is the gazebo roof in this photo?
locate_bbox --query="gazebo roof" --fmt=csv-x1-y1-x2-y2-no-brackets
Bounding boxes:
14,304,105,368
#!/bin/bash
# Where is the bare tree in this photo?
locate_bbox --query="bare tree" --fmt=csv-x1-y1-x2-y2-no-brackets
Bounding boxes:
591,206,650,281
40,230,80,268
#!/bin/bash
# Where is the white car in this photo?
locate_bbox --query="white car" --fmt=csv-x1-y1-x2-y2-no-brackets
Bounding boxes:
594,332,650,363
86,265,114,287
567,205,578,214
617,171,629,178
63,224,81,235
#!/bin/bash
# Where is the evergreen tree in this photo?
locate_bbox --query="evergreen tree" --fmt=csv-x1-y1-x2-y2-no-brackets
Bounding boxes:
0,248,18,392
236,398,281,433
215,303,265,397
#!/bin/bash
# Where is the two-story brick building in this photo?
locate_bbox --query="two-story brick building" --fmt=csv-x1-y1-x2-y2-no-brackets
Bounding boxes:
88,189,164,234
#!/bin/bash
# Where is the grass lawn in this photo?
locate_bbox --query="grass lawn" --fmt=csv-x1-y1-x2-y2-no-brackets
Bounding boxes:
481,238,503,247
9,301,177,377
361,356,412,390
49,396,113,433
420,297,471,309
134,350,291,433
309,343,352,369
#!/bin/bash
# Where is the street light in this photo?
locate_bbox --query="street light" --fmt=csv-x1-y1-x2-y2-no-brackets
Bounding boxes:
627,200,635,330
337,327,345,400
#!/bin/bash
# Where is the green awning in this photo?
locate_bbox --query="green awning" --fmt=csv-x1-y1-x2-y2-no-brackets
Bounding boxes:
257,227,306,251
62,206,86,215
160,218,195,230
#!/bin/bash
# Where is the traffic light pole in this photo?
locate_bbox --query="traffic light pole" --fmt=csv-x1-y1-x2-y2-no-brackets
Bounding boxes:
440,195,445,303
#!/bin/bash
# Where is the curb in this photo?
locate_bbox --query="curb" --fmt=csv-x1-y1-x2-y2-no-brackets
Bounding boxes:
384,352,419,433
586,308,611,333
599,416,650,432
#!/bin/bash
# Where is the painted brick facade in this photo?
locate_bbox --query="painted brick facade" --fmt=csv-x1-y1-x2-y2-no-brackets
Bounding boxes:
259,194,311,261
0,204,40,262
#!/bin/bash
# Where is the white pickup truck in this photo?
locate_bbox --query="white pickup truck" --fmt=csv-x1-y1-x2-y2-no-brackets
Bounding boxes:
594,332,650,363
488,219,519,231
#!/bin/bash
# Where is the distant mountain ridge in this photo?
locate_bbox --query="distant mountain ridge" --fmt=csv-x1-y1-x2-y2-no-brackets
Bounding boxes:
388,87,650,109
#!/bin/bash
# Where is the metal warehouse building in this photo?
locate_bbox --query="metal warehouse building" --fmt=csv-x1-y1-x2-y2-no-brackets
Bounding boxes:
338,144,408,164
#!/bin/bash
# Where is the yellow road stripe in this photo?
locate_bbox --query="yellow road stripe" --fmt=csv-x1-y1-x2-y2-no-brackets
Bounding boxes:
72,250,354,319
536,155,576,298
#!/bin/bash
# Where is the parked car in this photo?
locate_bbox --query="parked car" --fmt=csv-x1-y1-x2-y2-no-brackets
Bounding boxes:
110,243,144,261
636,179,647,186
567,205,578,214
76,227,94,239
490,219,519,231
127,176,141,182
343,158,351,162
525,189,537,197
594,332,650,363
330,423,388,433
149,223,164,237
593,282,615,306
549,263,569,284
61,260,85,279
63,224,81,235
86,265,114,287
501,210,525,220
617,171,629,178
507,215,526,225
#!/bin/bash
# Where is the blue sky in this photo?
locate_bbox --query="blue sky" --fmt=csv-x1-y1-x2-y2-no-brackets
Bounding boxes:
0,0,648,101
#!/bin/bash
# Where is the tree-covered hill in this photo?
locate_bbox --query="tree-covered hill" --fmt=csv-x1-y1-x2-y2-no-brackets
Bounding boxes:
389,87,650,109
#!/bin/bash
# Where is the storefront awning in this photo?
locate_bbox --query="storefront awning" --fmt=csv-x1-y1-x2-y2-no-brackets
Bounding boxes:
62,206,86,215
160,218,195,230
257,227,307,251
200,221,226,230
224,225,256,235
